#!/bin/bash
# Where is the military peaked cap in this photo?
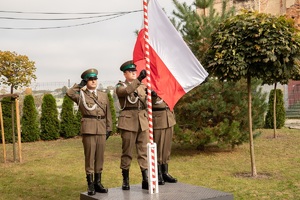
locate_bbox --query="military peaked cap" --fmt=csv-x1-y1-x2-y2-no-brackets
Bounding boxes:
120,60,137,72
81,68,98,80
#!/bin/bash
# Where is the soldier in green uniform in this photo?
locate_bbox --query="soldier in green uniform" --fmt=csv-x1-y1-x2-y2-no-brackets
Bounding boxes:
66,68,112,195
116,60,149,190
152,95,178,185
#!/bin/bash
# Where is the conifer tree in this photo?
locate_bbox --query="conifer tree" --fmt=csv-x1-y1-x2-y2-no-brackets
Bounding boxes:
74,108,81,136
265,89,285,129
171,0,235,62
21,95,40,142
107,91,117,134
60,95,78,138
0,97,14,143
175,78,267,149
40,94,60,140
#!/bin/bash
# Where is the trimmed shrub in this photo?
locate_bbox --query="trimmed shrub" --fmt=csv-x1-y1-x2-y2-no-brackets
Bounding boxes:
40,94,60,140
60,95,78,138
0,97,15,143
21,95,40,142
107,92,117,134
74,108,81,136
265,89,285,129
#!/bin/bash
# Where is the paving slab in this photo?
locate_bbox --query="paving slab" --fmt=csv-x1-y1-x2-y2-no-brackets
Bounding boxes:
80,182,233,200
284,119,300,129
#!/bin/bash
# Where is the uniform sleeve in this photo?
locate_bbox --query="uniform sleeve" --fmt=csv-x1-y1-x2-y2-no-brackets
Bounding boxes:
66,84,81,104
116,79,141,97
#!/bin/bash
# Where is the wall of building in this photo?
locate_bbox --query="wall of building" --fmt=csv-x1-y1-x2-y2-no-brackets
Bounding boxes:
211,0,297,15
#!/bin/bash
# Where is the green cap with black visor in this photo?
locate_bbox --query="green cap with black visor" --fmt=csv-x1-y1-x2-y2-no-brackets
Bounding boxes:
81,68,98,81
120,60,137,72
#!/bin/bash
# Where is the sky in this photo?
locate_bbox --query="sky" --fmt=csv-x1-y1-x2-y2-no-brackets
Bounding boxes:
0,0,194,90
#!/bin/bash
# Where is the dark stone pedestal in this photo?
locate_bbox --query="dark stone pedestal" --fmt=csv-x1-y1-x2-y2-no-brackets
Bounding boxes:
80,182,233,200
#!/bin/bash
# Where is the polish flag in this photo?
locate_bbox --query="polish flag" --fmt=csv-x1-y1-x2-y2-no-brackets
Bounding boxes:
133,0,208,111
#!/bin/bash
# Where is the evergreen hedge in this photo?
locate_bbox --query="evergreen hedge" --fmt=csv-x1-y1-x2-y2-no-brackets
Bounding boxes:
265,89,285,129
0,97,15,143
40,94,60,140
74,108,81,135
60,95,78,138
107,92,117,134
21,95,40,142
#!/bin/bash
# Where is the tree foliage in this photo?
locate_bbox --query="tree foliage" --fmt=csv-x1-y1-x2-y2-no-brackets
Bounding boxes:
107,91,117,134
171,0,235,61
60,95,78,138
0,51,36,93
265,89,285,129
204,10,300,84
203,10,300,176
174,78,267,150
21,95,40,142
40,94,60,140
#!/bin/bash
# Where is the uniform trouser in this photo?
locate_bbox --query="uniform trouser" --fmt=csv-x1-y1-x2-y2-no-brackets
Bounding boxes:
153,126,173,165
120,129,149,170
82,134,106,174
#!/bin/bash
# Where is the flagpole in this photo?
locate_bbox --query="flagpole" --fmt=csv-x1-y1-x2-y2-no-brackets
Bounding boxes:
143,0,158,194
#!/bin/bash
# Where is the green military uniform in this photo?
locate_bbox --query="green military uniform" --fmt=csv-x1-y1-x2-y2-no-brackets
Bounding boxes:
116,79,149,170
116,60,149,190
66,68,112,195
152,96,178,184
67,84,112,173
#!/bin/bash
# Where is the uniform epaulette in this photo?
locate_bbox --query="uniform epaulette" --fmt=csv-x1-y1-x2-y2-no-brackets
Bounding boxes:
116,80,124,87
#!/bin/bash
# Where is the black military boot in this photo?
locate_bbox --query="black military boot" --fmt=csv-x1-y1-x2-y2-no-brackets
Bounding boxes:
94,173,108,193
162,164,177,183
158,165,165,185
86,174,96,195
122,169,130,190
141,169,149,190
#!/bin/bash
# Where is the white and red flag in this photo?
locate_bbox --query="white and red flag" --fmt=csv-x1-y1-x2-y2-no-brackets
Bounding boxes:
133,0,208,111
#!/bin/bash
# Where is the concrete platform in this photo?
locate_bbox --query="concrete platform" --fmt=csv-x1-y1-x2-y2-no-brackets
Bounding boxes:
285,119,300,129
80,182,233,200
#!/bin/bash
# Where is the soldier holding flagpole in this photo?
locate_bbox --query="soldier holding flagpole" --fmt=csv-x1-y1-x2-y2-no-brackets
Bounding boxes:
116,60,150,190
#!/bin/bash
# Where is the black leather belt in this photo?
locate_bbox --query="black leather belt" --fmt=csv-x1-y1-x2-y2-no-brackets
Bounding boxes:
83,115,105,119
123,107,145,110
152,107,169,111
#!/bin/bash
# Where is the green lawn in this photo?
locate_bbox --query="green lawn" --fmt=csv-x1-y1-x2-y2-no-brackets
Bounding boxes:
0,128,299,200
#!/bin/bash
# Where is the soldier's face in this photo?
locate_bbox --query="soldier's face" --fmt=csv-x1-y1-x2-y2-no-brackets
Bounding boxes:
124,70,137,82
86,77,98,90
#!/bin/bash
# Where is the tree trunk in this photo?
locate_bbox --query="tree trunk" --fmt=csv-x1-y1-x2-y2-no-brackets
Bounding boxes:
247,76,257,177
273,83,277,138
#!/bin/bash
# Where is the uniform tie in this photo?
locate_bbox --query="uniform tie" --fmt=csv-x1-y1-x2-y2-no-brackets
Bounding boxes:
92,91,97,99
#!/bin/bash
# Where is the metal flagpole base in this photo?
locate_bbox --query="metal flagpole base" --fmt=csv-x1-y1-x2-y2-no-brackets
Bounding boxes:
147,142,159,194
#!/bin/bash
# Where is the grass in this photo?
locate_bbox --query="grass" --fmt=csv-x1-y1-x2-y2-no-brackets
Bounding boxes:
0,128,299,200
